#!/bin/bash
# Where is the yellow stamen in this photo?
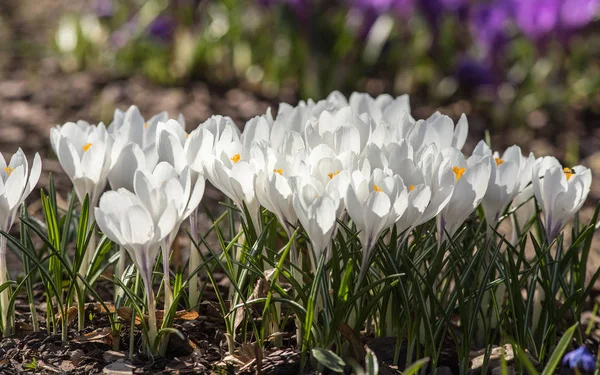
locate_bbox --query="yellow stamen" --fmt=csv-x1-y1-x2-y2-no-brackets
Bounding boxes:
186,133,190,138
231,154,241,163
328,170,340,180
83,143,93,152
373,184,383,193
564,167,575,181
453,166,466,181
409,185,415,192
144,123,149,129
4,167,13,176
273,168,283,175
495,158,504,166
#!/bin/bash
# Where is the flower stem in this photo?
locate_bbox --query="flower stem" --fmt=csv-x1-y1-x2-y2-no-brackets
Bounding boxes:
114,245,127,302
188,210,200,310
142,272,158,355
161,241,173,314
0,236,14,337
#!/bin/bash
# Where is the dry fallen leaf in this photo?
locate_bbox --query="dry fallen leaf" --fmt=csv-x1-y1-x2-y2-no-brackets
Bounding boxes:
56,306,78,325
116,307,199,326
73,327,113,346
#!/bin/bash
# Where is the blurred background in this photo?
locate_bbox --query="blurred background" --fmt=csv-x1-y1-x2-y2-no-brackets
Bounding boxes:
1,0,600,201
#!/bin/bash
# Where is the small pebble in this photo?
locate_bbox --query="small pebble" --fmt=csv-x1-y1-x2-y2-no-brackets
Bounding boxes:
102,361,134,374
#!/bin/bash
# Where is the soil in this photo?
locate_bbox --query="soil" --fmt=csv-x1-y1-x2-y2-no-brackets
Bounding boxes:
1,0,600,373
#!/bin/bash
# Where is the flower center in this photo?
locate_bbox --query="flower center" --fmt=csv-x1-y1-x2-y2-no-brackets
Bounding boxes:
230,154,241,163
273,168,283,175
83,143,93,152
409,185,415,192
328,170,340,179
373,184,383,192
144,122,149,129
495,158,504,166
4,167,13,176
563,167,575,181
452,166,466,181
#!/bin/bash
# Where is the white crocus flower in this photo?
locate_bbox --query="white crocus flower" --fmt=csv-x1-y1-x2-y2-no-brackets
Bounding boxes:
51,121,113,208
107,142,146,192
270,93,347,150
241,116,272,152
305,144,356,188
345,169,408,281
253,145,303,234
437,149,492,244
388,143,455,233
200,115,241,154
349,92,412,124
109,105,183,170
305,107,370,155
0,149,41,336
290,176,340,267
532,156,592,242
95,188,178,352
472,141,535,229
205,141,261,229
134,162,205,311
407,112,468,153
156,120,212,309
50,121,113,278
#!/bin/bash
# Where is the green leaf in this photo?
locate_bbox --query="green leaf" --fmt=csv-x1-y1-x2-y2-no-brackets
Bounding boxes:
402,357,429,375
541,322,578,375
511,342,539,375
311,347,345,373
365,348,379,375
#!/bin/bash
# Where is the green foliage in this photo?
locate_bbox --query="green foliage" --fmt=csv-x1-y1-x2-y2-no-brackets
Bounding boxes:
0,179,598,372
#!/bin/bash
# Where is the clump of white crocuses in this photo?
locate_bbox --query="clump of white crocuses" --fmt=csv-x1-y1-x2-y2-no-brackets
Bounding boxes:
28,90,593,369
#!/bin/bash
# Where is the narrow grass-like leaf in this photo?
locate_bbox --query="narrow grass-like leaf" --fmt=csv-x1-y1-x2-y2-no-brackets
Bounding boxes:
541,323,578,375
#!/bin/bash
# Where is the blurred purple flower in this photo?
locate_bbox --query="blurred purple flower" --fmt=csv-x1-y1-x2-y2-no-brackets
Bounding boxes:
438,0,467,11
515,0,560,40
560,0,600,29
94,0,114,19
351,0,415,17
455,56,496,88
149,16,175,42
470,2,510,51
562,346,596,372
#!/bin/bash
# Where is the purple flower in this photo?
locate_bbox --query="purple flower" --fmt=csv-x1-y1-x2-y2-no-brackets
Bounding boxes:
470,2,510,51
455,56,496,88
149,16,175,43
515,0,560,40
352,0,415,16
438,0,467,11
560,0,600,29
562,346,596,372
